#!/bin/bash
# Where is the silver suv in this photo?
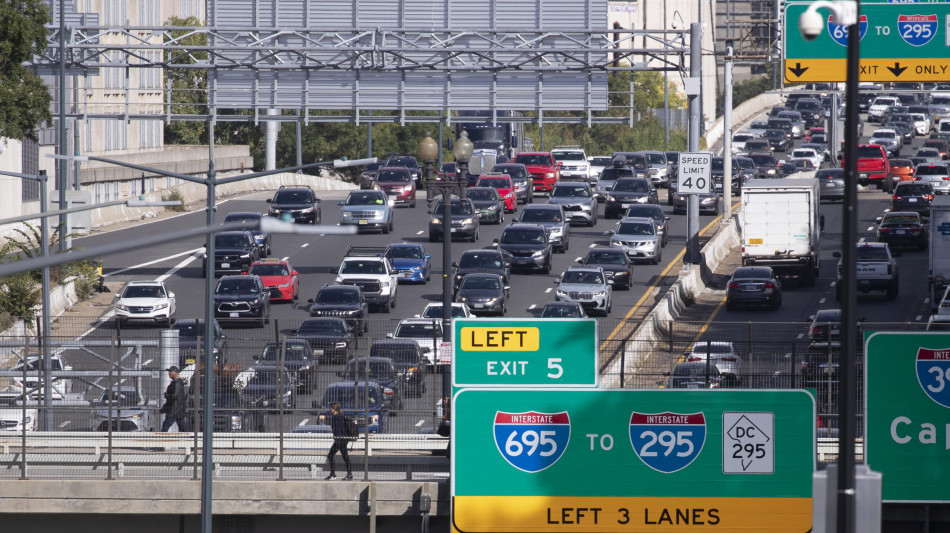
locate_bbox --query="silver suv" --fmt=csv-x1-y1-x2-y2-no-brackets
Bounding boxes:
609,216,662,264
338,190,395,234
518,203,570,253
547,181,599,226
553,266,612,316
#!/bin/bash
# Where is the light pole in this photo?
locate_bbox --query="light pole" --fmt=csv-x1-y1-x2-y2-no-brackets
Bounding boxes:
797,3,860,533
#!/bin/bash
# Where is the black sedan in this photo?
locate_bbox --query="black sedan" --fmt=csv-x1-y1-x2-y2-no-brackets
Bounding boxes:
578,247,632,290
877,211,927,251
455,273,509,316
725,266,782,311
604,178,658,218
290,317,355,363
452,249,511,295
539,301,588,318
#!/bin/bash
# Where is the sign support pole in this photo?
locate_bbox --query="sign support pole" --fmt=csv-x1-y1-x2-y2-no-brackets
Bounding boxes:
686,22,702,264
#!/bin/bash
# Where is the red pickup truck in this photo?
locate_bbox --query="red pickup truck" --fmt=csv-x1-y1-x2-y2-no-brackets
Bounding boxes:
514,152,561,194
840,144,892,192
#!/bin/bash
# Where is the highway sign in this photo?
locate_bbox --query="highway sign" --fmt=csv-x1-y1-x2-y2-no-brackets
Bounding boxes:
866,332,950,502
784,3,950,82
452,318,598,388
452,388,815,533
677,152,712,194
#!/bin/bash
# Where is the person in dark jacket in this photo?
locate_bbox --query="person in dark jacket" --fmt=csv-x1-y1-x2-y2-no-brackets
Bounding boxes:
326,402,353,480
160,366,190,432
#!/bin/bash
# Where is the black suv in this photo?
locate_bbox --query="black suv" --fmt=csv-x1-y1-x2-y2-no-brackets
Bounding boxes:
494,224,553,274
452,248,511,295
173,319,228,366
307,284,368,334
340,356,403,410
369,339,428,398
385,155,423,186
203,231,260,277
213,275,271,327
290,317,355,363
579,247,632,290
222,212,271,257
266,185,321,224
256,339,319,392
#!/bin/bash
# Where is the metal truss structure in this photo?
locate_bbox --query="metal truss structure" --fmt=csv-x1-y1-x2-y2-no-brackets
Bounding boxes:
31,25,691,125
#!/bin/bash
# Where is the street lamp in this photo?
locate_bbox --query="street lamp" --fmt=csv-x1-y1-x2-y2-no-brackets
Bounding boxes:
454,130,474,185
797,3,859,533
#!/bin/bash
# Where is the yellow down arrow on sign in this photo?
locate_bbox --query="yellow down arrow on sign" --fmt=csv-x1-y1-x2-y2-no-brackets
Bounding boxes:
784,58,950,83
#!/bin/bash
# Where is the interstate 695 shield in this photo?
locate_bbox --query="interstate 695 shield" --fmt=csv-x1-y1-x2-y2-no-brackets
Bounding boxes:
493,411,570,473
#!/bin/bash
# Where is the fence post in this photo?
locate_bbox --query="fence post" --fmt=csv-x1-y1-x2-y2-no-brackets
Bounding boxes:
277,332,285,481
619,339,626,388
192,334,200,481
107,337,114,480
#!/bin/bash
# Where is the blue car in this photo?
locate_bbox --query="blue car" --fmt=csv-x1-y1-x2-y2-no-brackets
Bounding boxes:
386,243,431,283
314,381,389,434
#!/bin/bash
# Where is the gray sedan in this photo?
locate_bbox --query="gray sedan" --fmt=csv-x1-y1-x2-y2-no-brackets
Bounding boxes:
815,168,845,202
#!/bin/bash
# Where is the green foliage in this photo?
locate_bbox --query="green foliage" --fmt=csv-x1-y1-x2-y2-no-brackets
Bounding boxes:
0,0,52,140
164,16,208,145
733,75,772,109
0,272,41,322
161,190,186,211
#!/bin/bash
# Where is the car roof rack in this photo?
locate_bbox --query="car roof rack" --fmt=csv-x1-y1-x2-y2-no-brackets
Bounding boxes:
344,246,388,258
278,184,314,190
553,145,582,150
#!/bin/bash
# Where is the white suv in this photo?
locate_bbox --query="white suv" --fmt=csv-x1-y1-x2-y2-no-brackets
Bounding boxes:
114,280,176,327
551,146,590,182
387,318,444,366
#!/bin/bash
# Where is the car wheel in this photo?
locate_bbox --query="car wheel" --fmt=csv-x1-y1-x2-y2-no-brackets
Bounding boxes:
499,212,504,224
429,232,437,242
391,294,397,309
606,300,612,315
382,220,391,235
383,300,391,313
411,199,417,208
471,229,479,243
541,260,550,275
886,279,899,301
772,295,782,310
501,303,508,315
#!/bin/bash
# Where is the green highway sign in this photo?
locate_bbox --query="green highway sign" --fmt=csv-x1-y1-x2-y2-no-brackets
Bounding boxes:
452,388,815,533
784,3,950,82
866,332,950,503
452,318,598,387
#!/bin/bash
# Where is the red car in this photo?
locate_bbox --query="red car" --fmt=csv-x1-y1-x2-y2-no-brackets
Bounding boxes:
374,167,417,207
244,259,299,302
514,152,561,194
437,162,457,180
475,173,517,212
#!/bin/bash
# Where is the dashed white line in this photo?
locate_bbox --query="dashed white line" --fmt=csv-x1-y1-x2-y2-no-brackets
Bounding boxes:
281,256,290,262
574,257,583,262
589,243,596,248
818,298,826,304
416,230,424,235
544,288,552,294
916,315,923,321
105,248,203,278
796,333,804,339
297,418,309,426
528,304,536,310
301,243,310,248
866,226,874,232
415,419,425,427
58,421,71,428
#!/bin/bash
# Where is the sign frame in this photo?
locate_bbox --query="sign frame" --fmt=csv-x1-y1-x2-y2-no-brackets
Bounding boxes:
677,152,713,195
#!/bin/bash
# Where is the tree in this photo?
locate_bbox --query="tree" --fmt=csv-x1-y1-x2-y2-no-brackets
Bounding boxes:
164,16,208,145
0,0,52,140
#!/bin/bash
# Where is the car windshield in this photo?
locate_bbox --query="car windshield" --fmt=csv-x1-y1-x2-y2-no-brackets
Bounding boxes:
540,305,581,317
612,179,650,193
440,162,456,172
586,251,626,265
792,150,816,158
643,153,666,165
322,385,381,408
501,228,545,244
750,121,768,130
816,169,844,180
873,131,897,140
461,277,501,290
372,346,420,362
273,190,310,203
224,213,262,224
215,279,260,294
248,369,289,386
122,285,165,299
691,342,733,355
344,361,395,380
388,157,417,167
478,178,511,189
214,234,250,248
422,305,468,318
856,246,890,260
432,201,474,216
173,322,209,337
764,129,785,138
491,165,526,179
552,185,590,198
891,159,913,168
299,320,347,335
260,343,309,361
467,189,498,201
625,206,662,220
396,322,443,337
617,222,654,235
561,270,603,284
515,154,552,166
599,168,634,181
734,268,771,279
735,158,755,170
519,208,561,223
459,252,503,268
896,184,932,195
341,260,386,274
916,149,940,158
99,389,141,405
346,192,386,205
591,157,612,166
249,264,289,276
674,364,721,377
388,246,423,259
749,154,776,166
857,146,885,158
917,166,950,176
553,152,585,161
882,215,919,225
316,289,359,304
375,170,411,182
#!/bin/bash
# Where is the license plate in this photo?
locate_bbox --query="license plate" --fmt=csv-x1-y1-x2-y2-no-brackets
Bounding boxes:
859,173,869,179
230,312,239,317
909,198,918,202
748,238,763,245
358,220,368,225
742,286,758,292
451,228,458,232
896,230,906,235
472,303,485,308
825,182,836,187
621,203,631,209
221,263,230,268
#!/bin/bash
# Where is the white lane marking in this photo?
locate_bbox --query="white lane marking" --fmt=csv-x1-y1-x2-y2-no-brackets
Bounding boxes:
58,421,71,428
105,247,203,277
297,418,309,426
797,333,804,339
301,243,310,248
830,281,837,287
156,252,201,282
575,256,583,262
282,257,289,262
528,304,536,310
415,419,425,427
416,231,424,235
142,359,153,366
589,243,596,248
916,315,923,321
866,226,874,232
858,237,866,243
545,288,552,293
602,231,610,235
819,298,826,304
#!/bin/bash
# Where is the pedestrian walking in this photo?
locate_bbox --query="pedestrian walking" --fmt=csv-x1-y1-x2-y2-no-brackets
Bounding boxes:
326,402,355,480
160,366,190,432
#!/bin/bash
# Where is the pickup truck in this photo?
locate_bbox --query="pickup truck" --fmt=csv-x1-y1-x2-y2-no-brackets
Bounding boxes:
835,242,899,301
335,246,399,312
843,144,892,192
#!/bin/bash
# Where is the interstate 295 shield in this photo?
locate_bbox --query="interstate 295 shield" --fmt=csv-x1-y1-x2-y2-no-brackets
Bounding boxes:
629,412,706,473
916,347,950,408
493,411,570,473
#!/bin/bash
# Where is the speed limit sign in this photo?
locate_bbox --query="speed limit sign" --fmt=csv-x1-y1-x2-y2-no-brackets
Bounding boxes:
677,152,712,194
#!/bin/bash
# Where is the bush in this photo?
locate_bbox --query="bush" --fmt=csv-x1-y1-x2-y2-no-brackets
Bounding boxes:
0,272,41,322
162,189,186,211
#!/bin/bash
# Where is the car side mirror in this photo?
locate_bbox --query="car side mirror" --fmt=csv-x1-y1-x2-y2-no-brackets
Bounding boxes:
386,333,394,338
424,255,431,260
266,199,272,203
553,279,560,284
833,251,842,259
307,299,314,304
576,258,584,264
113,293,120,299
451,261,459,268
168,292,176,299
337,201,344,206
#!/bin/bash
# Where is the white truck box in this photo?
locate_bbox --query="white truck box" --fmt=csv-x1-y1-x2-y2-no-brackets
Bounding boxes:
930,195,950,311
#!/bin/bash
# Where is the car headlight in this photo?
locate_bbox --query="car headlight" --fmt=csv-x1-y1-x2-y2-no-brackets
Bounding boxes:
549,227,563,235
369,414,380,426
594,291,607,297
154,303,169,310
402,185,413,192
766,169,776,175
240,253,251,259
381,281,390,288
556,290,567,298
610,240,623,247
531,250,545,257
607,195,616,202
278,282,292,288
504,193,513,199
300,207,314,214
487,298,499,305
546,172,555,178
116,304,129,311
231,415,244,430
487,205,498,211
636,197,648,203
431,217,442,225
335,342,348,348
459,296,468,302
461,218,474,225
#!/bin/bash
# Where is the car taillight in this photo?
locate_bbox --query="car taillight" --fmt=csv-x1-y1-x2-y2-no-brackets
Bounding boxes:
728,282,740,289
687,356,702,362
762,282,775,289
879,227,890,233
943,177,950,181
927,195,935,200
911,227,921,233
721,356,738,362
893,195,902,200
